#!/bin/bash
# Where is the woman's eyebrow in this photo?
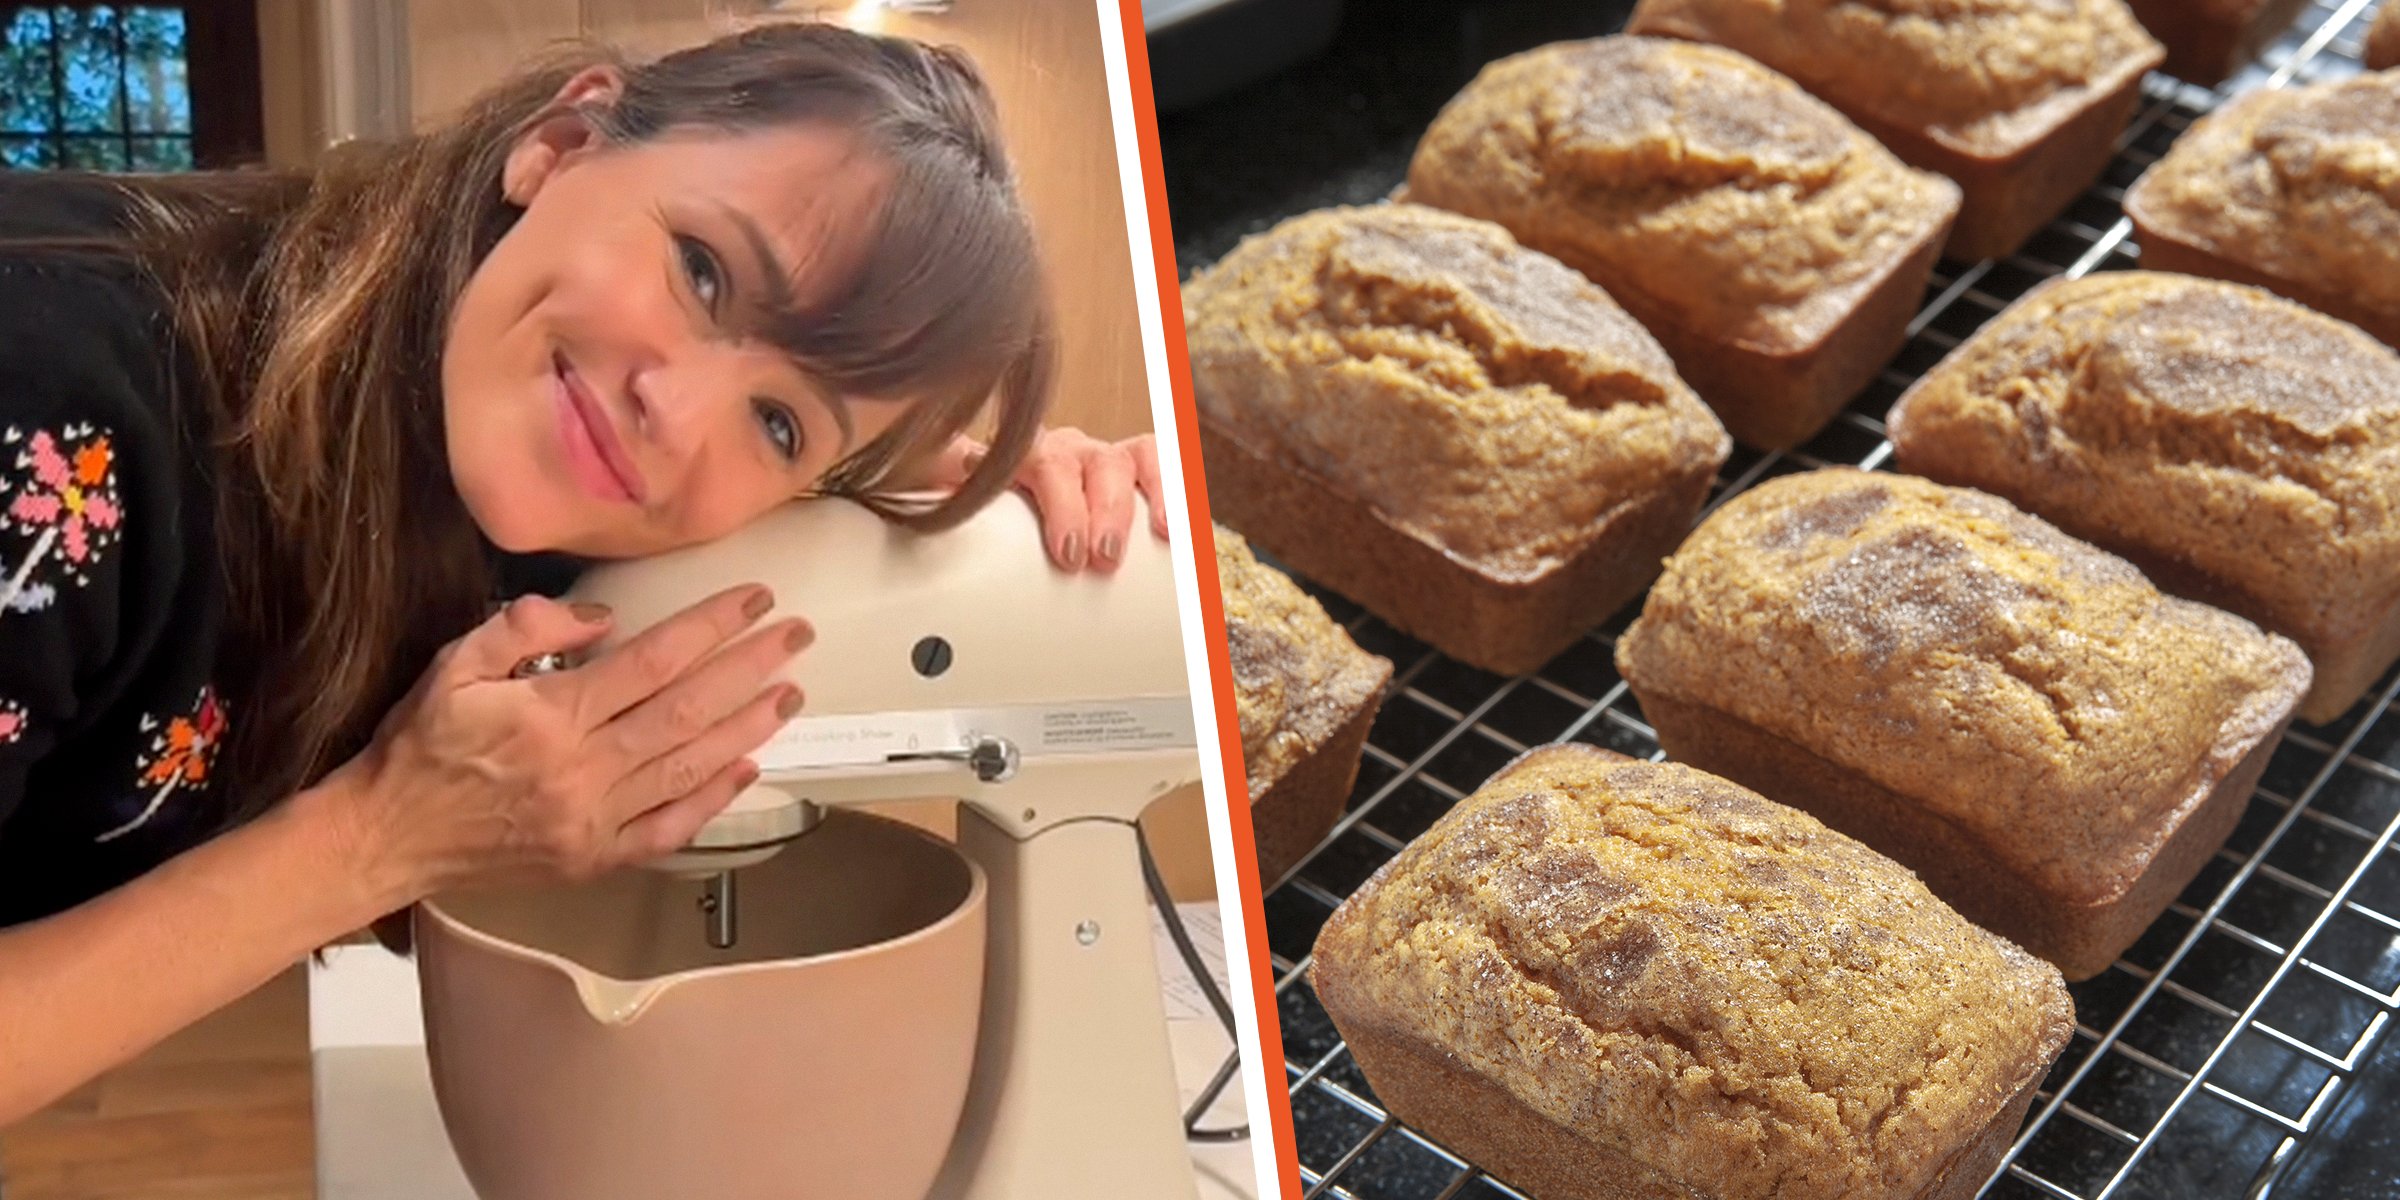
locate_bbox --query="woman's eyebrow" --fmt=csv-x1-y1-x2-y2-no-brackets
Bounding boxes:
714,201,796,313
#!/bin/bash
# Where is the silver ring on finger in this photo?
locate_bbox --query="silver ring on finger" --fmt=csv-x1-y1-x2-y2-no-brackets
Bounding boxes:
511,651,574,679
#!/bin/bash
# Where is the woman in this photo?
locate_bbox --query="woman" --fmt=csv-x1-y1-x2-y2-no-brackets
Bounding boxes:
0,22,1167,1122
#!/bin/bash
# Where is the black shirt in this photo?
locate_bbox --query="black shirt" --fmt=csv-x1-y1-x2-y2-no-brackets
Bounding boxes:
0,173,231,926
0,174,586,929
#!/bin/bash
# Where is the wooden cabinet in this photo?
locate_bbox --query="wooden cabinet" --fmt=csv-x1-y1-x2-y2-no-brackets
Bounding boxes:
405,0,582,123
876,1,1150,444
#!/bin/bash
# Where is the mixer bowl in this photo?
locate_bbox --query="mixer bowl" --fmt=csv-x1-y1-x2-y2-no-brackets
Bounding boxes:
416,809,987,1200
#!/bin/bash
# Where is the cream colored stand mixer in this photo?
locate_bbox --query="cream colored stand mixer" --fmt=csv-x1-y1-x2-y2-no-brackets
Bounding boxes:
411,494,1212,1200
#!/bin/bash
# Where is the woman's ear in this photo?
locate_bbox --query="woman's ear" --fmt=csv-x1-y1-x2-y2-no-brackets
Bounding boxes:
499,64,629,206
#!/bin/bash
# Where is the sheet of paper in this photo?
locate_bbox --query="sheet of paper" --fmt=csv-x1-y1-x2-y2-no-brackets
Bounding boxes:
1150,899,1231,1023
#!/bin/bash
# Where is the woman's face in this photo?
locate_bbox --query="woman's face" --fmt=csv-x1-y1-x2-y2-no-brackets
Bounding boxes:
444,74,912,558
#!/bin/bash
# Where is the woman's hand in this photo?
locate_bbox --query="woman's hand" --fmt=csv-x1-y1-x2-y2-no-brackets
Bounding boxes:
939,429,1173,573
327,586,810,900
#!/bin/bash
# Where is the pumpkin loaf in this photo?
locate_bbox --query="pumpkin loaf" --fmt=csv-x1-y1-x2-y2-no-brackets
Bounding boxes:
1311,745,2075,1200
1183,203,1729,675
1402,36,1958,450
2125,69,2400,348
1890,272,2400,724
1617,469,2310,979
1215,523,1390,889
1628,0,2162,260
2126,0,2312,85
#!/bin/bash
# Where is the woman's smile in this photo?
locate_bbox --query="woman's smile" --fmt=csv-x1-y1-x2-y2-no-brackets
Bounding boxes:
550,350,646,505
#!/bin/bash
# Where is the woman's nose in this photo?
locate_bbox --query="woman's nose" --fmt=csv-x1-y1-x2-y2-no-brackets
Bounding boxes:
625,347,743,464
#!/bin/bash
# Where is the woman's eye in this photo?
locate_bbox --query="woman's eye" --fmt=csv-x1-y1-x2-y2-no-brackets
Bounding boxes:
755,399,803,462
676,235,725,314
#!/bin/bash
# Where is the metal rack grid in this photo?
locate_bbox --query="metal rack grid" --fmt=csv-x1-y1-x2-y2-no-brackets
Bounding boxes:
1235,2,2400,1196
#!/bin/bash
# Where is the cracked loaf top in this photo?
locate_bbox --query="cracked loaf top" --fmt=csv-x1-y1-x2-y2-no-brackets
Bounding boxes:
1180,203,1728,580
1628,0,2162,157
1215,523,1388,797
2126,69,2400,320
1311,745,2074,1200
1890,272,2400,645
1617,469,2309,904
1402,36,1958,356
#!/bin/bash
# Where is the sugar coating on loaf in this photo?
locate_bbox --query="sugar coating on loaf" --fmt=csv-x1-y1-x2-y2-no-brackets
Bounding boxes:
1892,272,2400,645
2127,71,2400,317
1631,0,2161,153
1312,746,2073,1200
1617,469,2309,905
1405,37,1956,354
1181,204,1726,578
1214,524,1387,796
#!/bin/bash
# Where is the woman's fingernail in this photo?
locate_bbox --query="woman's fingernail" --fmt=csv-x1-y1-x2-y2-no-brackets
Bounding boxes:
743,586,775,620
785,620,814,652
1098,533,1122,563
569,602,612,623
1061,533,1084,567
738,759,762,786
776,686,805,719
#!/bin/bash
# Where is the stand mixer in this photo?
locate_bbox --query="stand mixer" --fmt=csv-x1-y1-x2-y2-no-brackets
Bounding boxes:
412,494,1211,1200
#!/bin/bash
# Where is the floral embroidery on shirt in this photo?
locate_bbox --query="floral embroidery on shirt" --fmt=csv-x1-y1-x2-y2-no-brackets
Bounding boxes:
96,685,225,844
1,422,123,613
0,698,25,747
6,581,54,614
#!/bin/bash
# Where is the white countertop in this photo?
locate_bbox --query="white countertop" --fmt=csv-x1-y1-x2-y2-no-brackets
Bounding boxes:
309,903,1257,1200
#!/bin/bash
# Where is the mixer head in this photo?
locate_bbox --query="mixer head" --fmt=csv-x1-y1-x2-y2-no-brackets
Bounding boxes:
563,493,1193,881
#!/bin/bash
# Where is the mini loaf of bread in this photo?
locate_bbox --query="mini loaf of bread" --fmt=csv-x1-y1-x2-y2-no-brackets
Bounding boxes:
1402,36,1958,450
1616,469,2310,979
2126,0,2311,85
1628,0,2163,261
1311,744,2075,1200
1215,523,1391,888
2125,69,2400,348
1889,272,2400,724
1183,203,1730,675
2372,3,2399,70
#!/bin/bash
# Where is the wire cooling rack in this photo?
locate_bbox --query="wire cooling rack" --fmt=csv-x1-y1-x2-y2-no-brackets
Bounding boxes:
1202,2,2400,1197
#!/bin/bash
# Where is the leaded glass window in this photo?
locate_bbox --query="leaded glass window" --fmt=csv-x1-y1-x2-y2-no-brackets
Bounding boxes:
1,6,195,171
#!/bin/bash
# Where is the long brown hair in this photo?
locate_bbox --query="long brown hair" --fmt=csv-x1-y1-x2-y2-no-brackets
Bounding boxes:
114,22,1057,828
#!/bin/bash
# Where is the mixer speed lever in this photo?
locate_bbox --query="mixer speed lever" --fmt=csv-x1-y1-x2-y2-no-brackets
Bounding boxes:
889,734,1020,783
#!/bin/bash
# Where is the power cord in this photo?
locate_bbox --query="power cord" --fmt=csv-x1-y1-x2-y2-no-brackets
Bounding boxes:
1136,824,1250,1143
